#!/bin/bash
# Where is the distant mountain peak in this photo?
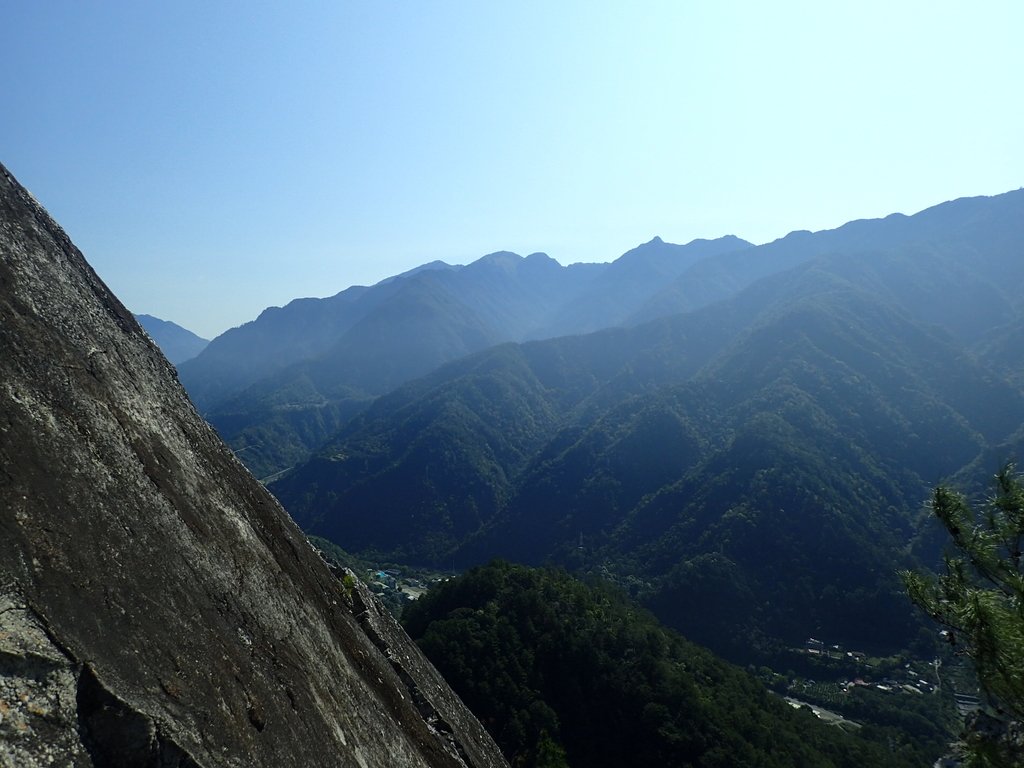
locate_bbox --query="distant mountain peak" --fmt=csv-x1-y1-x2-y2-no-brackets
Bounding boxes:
617,233,752,266
477,250,522,263
380,259,458,285
135,313,209,365
469,251,530,274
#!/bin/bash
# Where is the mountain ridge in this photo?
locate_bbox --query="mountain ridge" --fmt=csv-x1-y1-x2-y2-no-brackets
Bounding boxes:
186,189,1022,479
136,313,209,364
183,236,743,477
270,189,1024,661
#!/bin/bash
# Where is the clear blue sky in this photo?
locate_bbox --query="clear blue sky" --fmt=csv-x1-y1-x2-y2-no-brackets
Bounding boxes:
3,1,1022,338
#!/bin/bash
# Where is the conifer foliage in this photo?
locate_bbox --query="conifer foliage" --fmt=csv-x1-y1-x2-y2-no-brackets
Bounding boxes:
903,465,1024,765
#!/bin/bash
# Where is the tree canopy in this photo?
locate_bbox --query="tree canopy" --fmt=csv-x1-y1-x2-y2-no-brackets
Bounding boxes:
903,465,1024,765
405,561,935,767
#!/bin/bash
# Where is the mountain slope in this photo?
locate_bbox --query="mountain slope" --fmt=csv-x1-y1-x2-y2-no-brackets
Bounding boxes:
536,234,752,337
0,161,506,767
629,188,1024,326
220,190,1024,481
178,251,605,414
454,288,1018,653
403,562,938,768
179,253,607,476
177,277,412,410
183,238,754,477
272,193,1024,661
136,313,209,363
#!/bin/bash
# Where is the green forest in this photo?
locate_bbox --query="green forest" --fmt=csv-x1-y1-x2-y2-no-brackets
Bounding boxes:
197,188,1024,763
403,562,951,767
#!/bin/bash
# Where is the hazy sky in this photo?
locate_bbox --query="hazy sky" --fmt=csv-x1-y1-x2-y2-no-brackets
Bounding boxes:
3,2,1022,338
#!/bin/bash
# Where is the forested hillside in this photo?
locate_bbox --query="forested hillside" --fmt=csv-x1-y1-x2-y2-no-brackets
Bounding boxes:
403,563,948,767
177,237,748,477
272,189,1024,661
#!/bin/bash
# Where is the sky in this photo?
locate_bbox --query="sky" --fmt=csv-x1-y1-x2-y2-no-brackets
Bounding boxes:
3,2,1022,339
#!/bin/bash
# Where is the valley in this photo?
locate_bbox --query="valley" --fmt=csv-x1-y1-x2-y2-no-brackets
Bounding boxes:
88,187,1024,765
248,190,1023,669
6,4,1021,765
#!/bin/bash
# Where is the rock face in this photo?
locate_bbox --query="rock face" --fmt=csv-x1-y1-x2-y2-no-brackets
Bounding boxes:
0,162,508,768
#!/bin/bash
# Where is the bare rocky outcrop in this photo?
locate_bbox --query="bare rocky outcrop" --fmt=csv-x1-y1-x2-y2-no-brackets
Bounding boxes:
0,161,508,768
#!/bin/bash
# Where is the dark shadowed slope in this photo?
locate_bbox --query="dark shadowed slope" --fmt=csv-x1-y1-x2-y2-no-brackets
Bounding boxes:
0,162,507,768
403,562,944,768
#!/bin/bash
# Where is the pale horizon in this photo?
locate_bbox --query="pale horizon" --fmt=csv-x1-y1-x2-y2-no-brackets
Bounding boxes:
4,1,1022,338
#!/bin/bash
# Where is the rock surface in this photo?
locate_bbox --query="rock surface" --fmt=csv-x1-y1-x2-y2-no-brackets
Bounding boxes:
0,161,508,768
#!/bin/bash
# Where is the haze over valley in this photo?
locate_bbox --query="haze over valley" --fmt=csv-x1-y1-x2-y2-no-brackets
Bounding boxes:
4,3,1023,765
150,187,1024,763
